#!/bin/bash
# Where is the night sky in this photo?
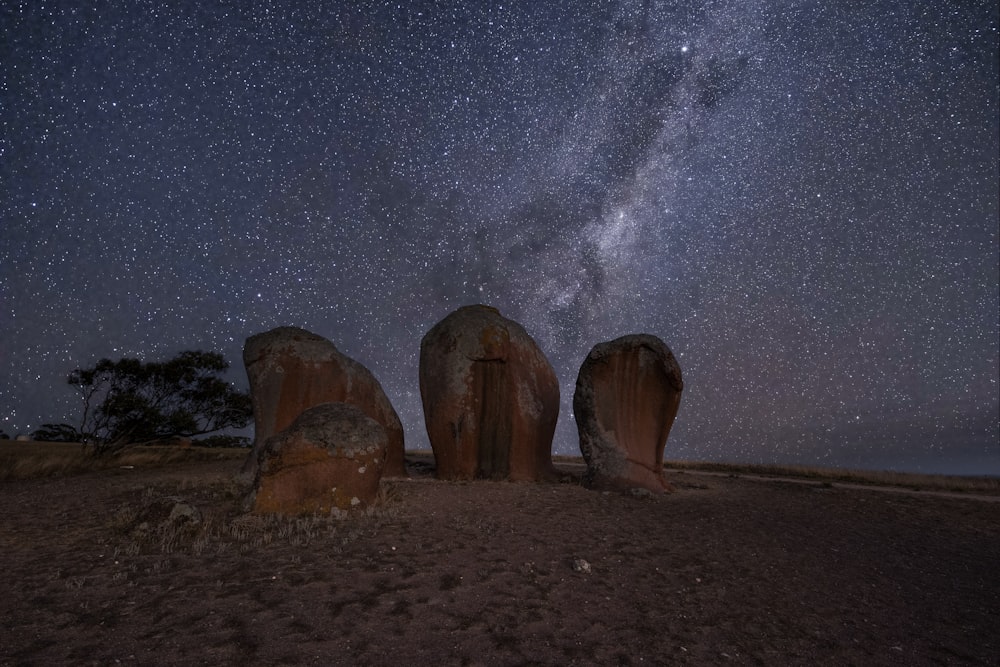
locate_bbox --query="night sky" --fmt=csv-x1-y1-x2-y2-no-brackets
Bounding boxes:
2,1,998,474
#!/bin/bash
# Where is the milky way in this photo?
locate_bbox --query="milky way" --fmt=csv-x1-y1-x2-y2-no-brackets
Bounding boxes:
2,1,997,474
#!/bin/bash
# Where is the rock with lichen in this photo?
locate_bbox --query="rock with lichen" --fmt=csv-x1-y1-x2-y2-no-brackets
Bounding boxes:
248,402,387,515
240,326,405,478
419,305,559,481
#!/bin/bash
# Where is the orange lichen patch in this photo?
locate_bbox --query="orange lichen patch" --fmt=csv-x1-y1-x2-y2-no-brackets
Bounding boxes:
253,455,383,514
249,403,387,515
477,324,510,360
590,344,680,474
258,438,332,470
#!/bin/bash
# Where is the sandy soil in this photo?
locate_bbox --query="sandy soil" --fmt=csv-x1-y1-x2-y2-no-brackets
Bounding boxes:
1,456,997,666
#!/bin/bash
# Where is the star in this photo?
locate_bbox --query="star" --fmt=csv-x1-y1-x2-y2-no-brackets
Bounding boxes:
0,1,996,474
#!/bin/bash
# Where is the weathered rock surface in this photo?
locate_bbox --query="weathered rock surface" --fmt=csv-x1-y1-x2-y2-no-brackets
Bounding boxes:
574,334,683,493
249,402,387,514
241,326,405,478
128,496,202,540
419,305,559,481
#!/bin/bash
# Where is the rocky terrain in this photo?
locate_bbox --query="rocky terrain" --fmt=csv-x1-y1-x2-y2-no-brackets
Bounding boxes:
1,453,998,665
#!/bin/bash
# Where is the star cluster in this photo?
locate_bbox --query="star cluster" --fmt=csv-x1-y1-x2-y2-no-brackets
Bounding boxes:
2,1,997,474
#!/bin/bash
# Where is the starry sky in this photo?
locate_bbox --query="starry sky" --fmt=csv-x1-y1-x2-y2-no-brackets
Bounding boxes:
2,1,998,475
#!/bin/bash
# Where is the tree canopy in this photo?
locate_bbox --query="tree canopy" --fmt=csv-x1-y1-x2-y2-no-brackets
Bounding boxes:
66,350,252,453
31,423,81,442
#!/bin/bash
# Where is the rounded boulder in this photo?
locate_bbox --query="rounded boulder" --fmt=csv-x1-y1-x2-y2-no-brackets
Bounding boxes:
249,402,387,514
419,305,559,481
241,326,405,478
574,334,683,493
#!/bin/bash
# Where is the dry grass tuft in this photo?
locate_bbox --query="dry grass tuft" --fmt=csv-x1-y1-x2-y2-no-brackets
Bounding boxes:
0,440,246,480
663,460,1000,495
104,475,403,565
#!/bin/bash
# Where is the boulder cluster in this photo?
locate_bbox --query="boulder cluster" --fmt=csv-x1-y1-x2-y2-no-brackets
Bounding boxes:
242,305,683,515
241,326,405,479
241,326,405,514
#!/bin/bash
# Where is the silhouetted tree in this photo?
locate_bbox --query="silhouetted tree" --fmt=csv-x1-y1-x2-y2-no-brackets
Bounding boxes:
31,423,83,442
68,351,252,455
195,434,251,448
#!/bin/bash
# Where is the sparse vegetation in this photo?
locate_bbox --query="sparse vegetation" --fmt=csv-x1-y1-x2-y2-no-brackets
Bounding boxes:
194,434,252,448
662,460,1000,496
64,350,252,455
396,450,1000,496
6,444,996,496
0,440,246,481
2,445,998,665
30,423,82,442
105,478,403,561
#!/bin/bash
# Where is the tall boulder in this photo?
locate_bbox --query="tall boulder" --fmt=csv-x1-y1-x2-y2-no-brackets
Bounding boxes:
241,326,405,478
419,305,559,481
248,402,387,514
574,334,683,493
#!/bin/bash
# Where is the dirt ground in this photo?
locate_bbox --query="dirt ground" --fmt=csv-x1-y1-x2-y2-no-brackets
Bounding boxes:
1,455,998,666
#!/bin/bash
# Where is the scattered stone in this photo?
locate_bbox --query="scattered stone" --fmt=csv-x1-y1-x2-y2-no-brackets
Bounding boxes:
674,480,710,490
248,402,387,515
241,326,405,478
419,305,560,481
166,500,201,524
137,496,201,526
127,497,202,540
571,558,592,574
574,334,683,494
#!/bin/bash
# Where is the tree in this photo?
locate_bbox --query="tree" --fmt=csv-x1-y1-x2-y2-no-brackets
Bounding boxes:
195,434,251,448
68,350,252,454
32,423,84,442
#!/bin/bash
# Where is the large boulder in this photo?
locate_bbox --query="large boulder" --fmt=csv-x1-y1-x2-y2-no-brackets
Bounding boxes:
419,305,559,481
574,334,683,493
248,402,387,514
241,326,405,478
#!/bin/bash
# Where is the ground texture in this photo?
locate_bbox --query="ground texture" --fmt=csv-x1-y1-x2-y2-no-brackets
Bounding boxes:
1,456,997,665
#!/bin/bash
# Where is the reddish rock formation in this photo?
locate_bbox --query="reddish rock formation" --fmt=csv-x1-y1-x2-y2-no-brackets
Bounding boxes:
573,334,683,493
249,402,387,514
419,305,559,481
241,326,405,478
